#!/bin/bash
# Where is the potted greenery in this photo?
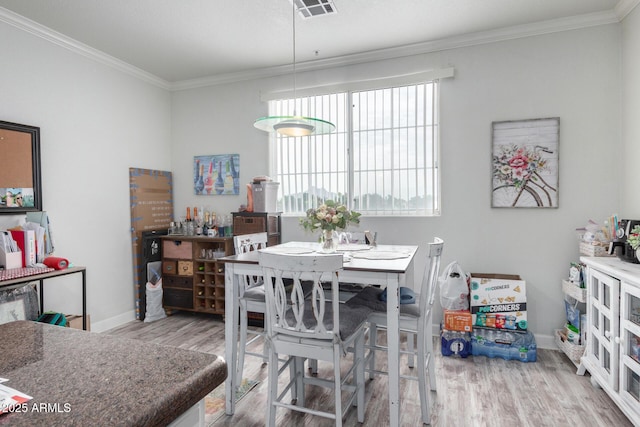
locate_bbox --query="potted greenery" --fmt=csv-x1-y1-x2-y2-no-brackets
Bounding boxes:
627,225,640,262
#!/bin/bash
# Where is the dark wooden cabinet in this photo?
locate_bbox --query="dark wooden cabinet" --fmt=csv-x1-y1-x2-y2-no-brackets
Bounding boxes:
232,212,281,248
161,236,233,315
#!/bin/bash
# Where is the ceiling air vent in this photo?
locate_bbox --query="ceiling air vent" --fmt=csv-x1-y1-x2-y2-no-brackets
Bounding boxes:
292,0,337,19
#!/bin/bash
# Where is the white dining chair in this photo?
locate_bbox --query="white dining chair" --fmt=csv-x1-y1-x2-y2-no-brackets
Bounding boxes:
259,251,371,427
233,232,269,381
346,237,444,425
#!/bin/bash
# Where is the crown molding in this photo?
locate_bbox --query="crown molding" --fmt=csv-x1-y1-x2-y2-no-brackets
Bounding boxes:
615,0,640,20
172,9,620,91
0,6,171,90
0,5,625,92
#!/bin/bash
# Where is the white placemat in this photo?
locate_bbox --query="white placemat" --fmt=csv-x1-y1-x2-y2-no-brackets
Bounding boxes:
351,251,411,260
261,246,315,255
336,244,372,252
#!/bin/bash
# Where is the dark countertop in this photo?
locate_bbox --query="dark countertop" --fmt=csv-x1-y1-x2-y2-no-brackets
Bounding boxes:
0,321,226,426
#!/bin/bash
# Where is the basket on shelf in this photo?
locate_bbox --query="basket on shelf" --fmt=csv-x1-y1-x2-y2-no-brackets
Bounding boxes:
555,329,585,363
562,280,587,303
579,241,614,257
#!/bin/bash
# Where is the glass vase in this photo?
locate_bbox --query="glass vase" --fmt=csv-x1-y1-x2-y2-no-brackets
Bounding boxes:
320,229,339,253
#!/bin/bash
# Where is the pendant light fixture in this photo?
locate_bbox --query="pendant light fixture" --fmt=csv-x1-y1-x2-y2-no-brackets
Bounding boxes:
253,1,336,137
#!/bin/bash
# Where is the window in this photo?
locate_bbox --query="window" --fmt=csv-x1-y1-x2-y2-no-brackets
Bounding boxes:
270,81,439,216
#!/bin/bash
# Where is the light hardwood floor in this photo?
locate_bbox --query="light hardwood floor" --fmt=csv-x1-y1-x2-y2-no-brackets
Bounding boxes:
105,312,633,426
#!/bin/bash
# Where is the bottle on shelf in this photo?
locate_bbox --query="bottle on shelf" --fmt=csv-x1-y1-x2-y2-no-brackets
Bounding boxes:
194,207,203,235
185,207,194,236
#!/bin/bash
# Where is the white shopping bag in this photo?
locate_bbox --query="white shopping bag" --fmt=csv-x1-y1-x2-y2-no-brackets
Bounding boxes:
438,261,469,310
144,278,167,322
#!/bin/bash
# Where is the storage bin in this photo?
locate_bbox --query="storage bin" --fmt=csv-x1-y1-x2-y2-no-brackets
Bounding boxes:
162,276,192,289
252,182,279,212
579,241,613,257
0,247,23,269
233,215,266,235
562,280,587,303
163,240,193,259
555,329,585,363
163,288,193,309
162,260,177,275
177,260,193,276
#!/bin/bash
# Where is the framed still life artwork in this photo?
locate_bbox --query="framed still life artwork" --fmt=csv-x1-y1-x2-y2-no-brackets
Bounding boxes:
491,117,559,208
194,154,239,195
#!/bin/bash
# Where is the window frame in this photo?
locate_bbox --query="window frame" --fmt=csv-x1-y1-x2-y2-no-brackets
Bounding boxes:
268,79,443,218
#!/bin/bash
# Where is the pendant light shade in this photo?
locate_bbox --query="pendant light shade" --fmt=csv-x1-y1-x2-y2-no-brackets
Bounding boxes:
254,115,335,137
253,2,335,137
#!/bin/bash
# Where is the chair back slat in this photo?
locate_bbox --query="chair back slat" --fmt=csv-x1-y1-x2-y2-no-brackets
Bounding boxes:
234,232,268,254
426,238,444,306
418,237,444,331
234,233,269,292
260,252,343,341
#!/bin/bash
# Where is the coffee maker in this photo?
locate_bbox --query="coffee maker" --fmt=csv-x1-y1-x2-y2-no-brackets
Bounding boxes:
608,219,640,264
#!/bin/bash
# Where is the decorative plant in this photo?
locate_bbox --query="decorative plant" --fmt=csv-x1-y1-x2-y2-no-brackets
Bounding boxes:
299,200,361,232
627,225,640,250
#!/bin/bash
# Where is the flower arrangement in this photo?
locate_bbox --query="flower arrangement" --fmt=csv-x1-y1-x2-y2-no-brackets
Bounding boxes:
493,144,549,189
628,226,640,250
300,200,361,232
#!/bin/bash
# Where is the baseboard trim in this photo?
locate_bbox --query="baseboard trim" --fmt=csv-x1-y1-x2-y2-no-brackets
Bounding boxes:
93,310,136,333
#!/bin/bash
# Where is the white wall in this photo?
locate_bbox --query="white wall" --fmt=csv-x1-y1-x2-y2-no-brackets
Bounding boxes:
622,6,640,216
0,14,628,346
172,24,622,347
0,20,172,331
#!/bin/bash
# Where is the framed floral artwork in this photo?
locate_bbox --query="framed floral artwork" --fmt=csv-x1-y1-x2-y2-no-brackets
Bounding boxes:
491,117,559,208
193,154,239,195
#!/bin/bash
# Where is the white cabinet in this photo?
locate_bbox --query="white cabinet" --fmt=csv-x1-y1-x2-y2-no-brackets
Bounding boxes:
620,282,640,411
584,267,620,389
581,256,640,425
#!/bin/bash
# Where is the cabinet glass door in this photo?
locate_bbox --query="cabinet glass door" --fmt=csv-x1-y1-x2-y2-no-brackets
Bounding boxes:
586,268,620,390
620,282,640,406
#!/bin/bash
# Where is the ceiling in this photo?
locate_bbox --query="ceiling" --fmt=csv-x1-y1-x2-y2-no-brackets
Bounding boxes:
0,0,634,87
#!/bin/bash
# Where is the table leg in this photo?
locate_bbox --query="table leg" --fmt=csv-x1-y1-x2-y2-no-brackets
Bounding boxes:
82,270,87,330
386,273,400,427
224,264,239,415
39,280,44,314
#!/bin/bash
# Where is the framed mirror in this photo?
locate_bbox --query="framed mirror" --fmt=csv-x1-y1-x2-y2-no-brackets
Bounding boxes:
0,120,42,213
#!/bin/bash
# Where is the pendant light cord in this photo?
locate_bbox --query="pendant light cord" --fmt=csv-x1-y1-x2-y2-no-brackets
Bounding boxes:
292,1,298,116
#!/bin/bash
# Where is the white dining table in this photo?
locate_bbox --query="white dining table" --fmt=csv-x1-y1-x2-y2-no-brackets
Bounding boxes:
221,241,418,427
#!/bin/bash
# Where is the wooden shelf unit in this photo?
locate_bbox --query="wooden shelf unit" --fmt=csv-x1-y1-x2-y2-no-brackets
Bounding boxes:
161,235,233,315
232,212,281,247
